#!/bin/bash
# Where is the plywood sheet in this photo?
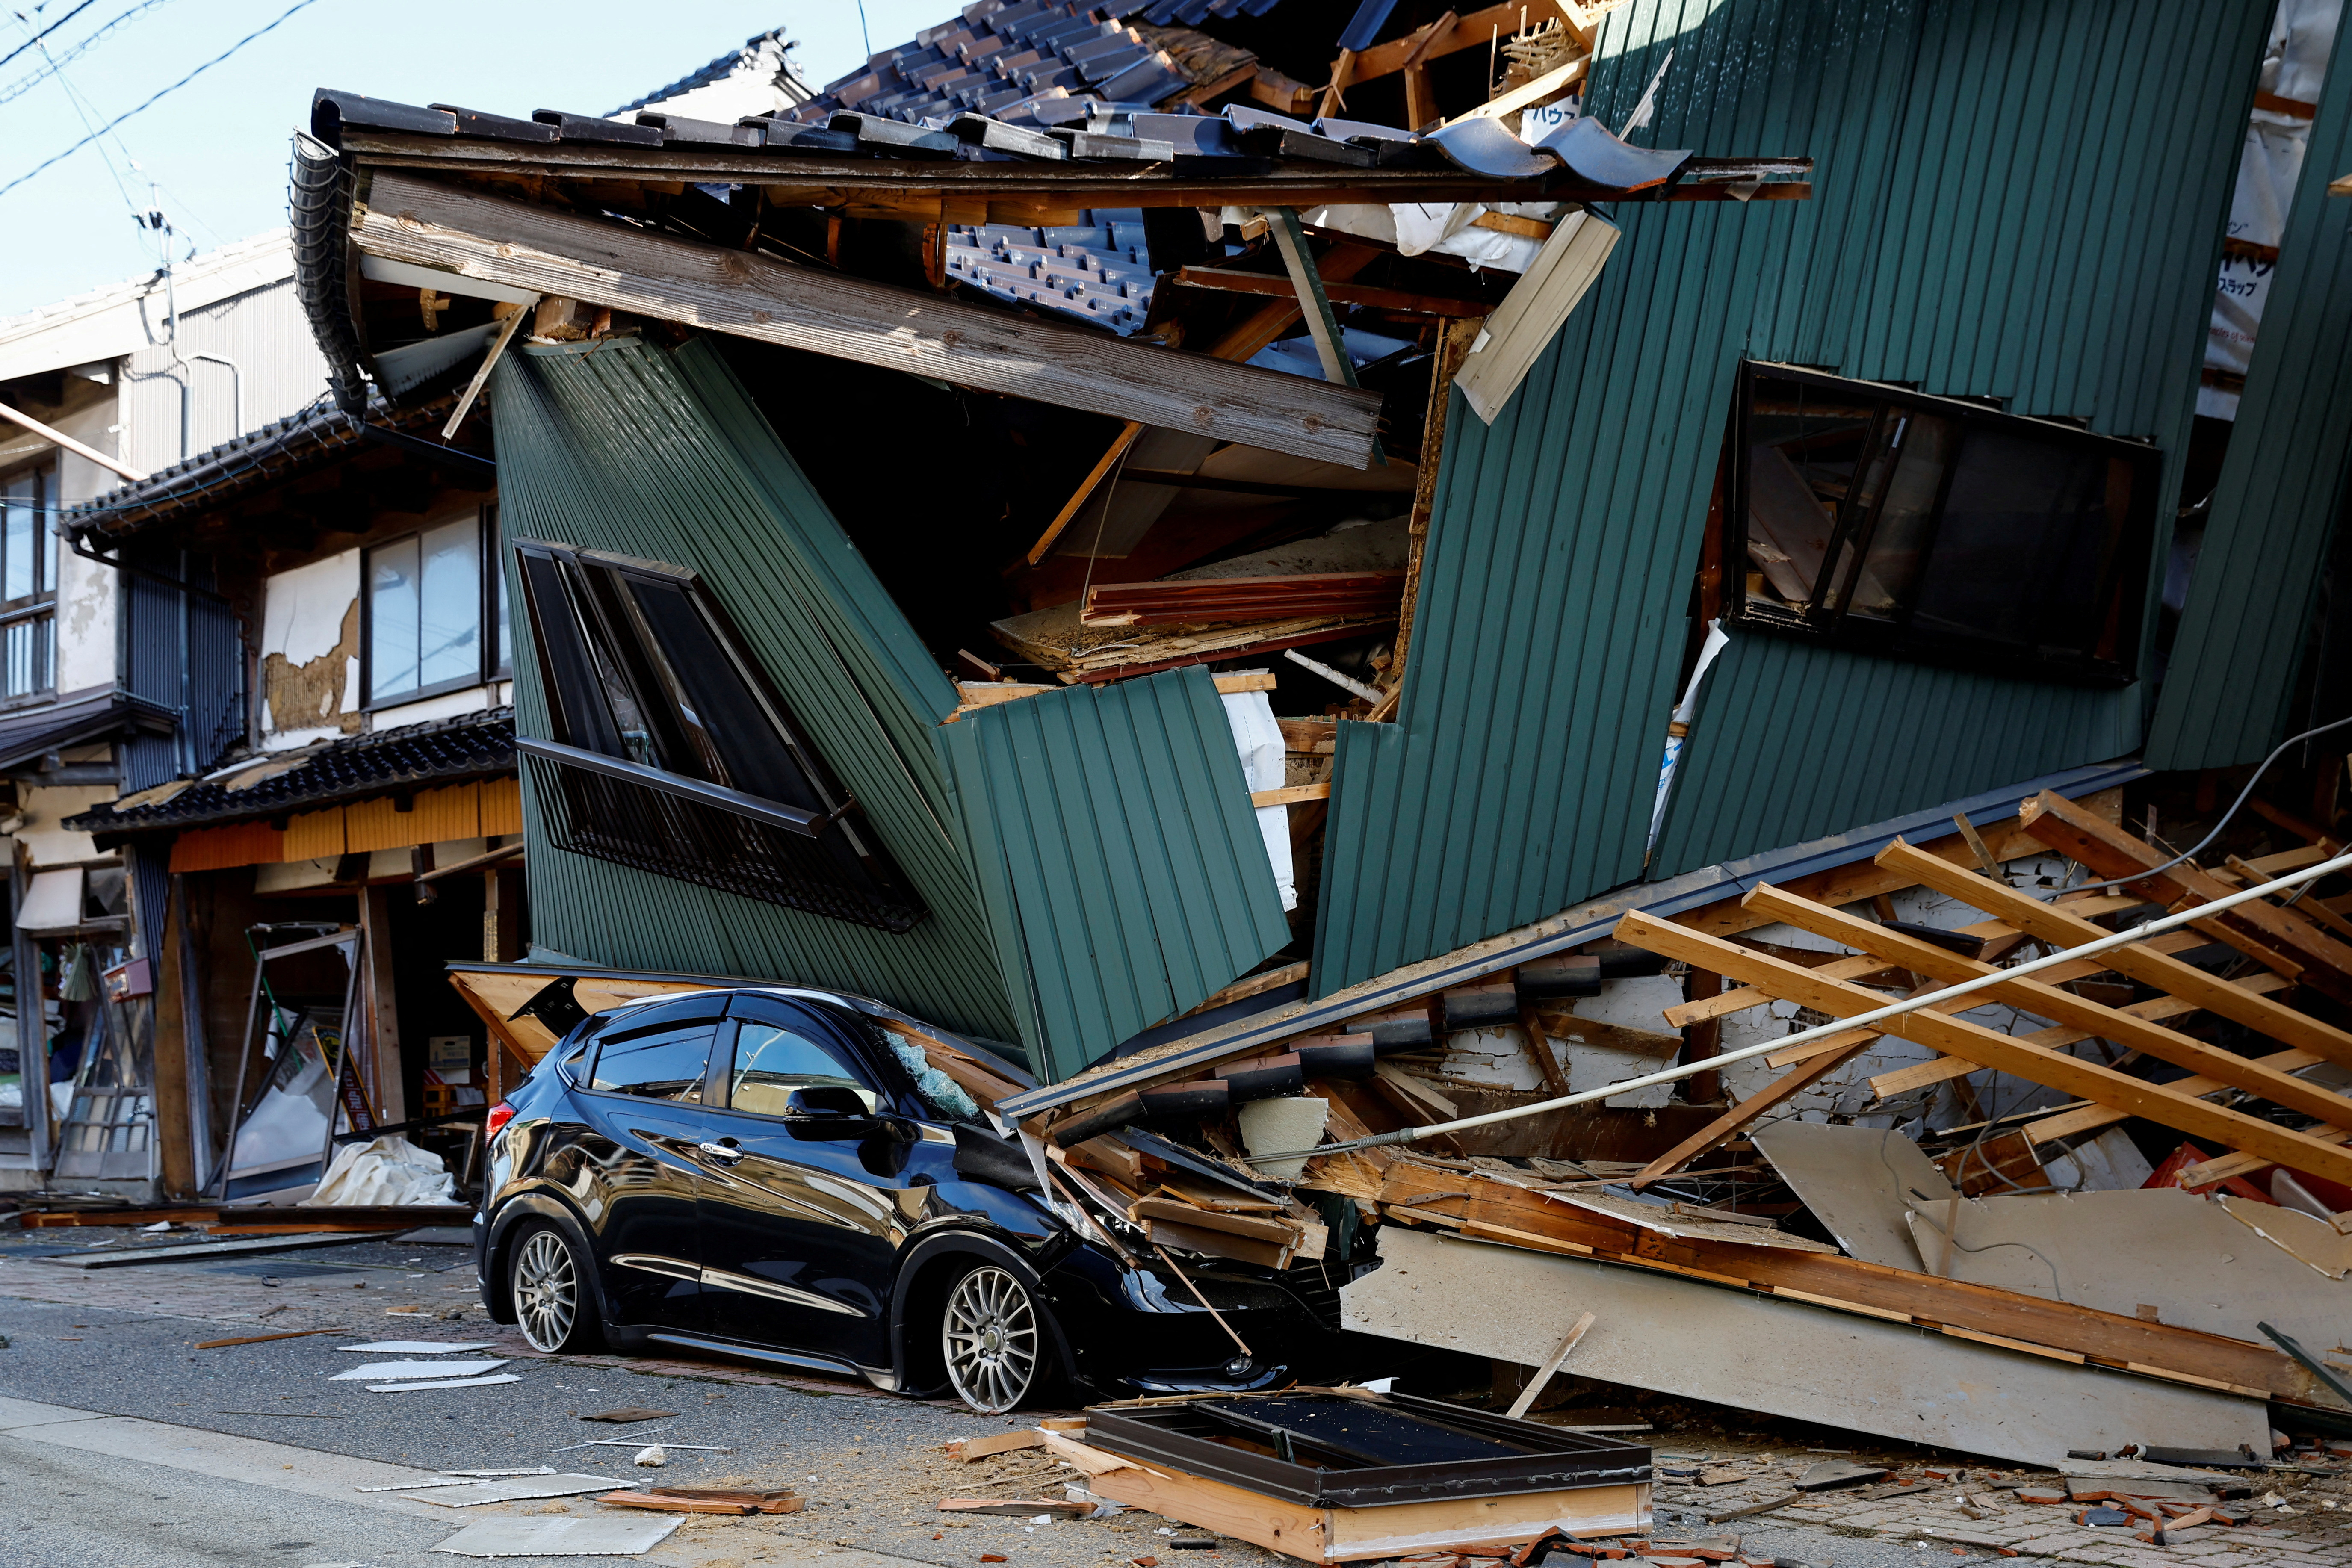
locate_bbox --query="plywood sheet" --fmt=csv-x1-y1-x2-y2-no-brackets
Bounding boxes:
1902,1187,2352,1349
1343,1228,2270,1467
1752,1120,1957,1269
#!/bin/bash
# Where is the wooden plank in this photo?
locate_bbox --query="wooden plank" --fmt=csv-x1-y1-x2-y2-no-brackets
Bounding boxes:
2022,1032,2314,1143
1351,0,1571,81
1384,314,1483,708
1448,54,1590,124
2231,853,2352,941
1170,266,1496,317
1399,11,1459,131
1024,425,1142,565
1214,671,1279,693
1871,975,2297,1097
1742,883,2352,1130
1410,1167,2317,1402
355,172,1384,468
1514,992,1575,1098
1878,838,2352,1068
1505,1308,1596,1419
1612,909,2352,1190
1266,206,1356,385
2018,789,2352,1004
1251,783,1333,808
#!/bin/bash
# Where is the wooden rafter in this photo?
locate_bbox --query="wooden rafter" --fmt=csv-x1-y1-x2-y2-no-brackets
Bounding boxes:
1611,909,2352,1190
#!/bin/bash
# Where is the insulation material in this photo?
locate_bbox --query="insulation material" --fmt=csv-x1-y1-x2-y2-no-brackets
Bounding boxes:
306,1134,458,1206
1223,688,1296,910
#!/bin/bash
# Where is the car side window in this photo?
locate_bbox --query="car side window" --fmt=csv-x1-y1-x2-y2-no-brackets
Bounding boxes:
590,1021,717,1102
723,1021,880,1117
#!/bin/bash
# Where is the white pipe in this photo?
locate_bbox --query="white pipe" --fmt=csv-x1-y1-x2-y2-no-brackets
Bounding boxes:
0,400,148,483
188,351,243,435
1238,845,2352,1163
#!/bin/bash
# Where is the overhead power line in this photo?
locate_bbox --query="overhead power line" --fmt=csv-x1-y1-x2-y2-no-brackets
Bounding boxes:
0,0,98,71
0,0,182,109
0,0,329,199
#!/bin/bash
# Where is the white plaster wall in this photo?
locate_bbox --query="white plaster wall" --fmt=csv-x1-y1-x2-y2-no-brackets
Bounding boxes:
15,784,115,864
258,548,360,747
50,393,121,693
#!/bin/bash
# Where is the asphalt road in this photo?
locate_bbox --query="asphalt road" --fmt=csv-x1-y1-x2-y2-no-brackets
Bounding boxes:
0,1226,2007,1568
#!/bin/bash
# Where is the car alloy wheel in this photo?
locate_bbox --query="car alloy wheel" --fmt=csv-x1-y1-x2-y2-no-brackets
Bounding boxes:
513,1227,582,1352
942,1264,1042,1413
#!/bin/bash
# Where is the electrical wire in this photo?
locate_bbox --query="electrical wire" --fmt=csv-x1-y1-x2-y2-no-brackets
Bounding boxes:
0,0,330,199
2048,711,2352,898
0,0,182,108
0,0,97,71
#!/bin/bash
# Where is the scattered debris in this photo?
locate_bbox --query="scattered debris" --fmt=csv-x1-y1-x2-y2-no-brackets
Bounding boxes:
599,1487,804,1516
428,1515,683,1557
631,1446,666,1468
193,1327,348,1350
580,1407,677,1424
416,1474,640,1508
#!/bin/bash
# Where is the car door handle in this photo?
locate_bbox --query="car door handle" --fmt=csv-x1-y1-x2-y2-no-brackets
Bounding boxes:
697,1140,745,1164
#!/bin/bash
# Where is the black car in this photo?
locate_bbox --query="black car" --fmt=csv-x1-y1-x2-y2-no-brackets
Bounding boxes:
476,983,1340,1411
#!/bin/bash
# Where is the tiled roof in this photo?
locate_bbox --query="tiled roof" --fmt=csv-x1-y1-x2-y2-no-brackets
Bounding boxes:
612,27,812,118
62,389,478,543
65,707,515,838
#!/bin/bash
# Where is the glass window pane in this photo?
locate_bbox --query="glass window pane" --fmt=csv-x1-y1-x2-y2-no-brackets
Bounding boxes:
495,549,511,675
38,470,53,594
417,519,481,688
369,536,421,703
589,1022,714,1101
3,472,33,603
726,1021,877,1117
622,576,824,810
1743,378,1875,613
1846,413,1957,621
1909,429,2115,654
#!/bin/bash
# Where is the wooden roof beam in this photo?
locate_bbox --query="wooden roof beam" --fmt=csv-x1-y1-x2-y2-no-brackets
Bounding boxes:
1612,908,2352,1191
352,171,1384,468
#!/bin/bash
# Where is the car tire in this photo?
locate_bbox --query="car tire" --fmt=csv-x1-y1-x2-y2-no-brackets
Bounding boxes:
940,1262,1052,1414
508,1221,603,1354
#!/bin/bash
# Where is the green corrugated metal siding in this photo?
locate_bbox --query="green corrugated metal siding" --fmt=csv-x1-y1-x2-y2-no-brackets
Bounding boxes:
1312,0,2266,995
1648,633,2142,875
490,336,1019,1043
2145,51,2352,768
936,668,1290,1083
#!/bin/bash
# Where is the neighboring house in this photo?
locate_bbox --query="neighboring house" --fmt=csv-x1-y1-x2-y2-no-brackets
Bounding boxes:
0,232,327,1192
62,391,512,1202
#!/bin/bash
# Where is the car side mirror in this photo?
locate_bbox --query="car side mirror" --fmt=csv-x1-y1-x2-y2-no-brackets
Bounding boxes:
785,1086,870,1120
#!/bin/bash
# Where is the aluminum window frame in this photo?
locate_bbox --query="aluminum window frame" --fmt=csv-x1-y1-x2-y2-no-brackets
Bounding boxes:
359,504,509,711
0,458,59,707
1723,360,2159,686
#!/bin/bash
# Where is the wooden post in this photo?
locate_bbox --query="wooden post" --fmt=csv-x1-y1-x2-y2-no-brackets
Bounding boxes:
150,875,198,1198
359,886,407,1125
12,840,47,1172
485,868,525,963
1681,968,1722,1106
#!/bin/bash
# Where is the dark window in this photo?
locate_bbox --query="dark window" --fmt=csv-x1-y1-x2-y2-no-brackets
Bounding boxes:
363,507,509,707
721,1019,881,1117
0,462,57,701
511,541,925,933
1727,362,2156,684
589,1019,717,1101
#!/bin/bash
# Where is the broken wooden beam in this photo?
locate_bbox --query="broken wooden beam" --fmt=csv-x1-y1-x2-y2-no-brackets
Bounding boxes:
354,171,1384,468
1879,838,2352,1067
1169,265,1496,317
1742,883,2352,1131
2018,790,2352,1004
1612,909,2352,1190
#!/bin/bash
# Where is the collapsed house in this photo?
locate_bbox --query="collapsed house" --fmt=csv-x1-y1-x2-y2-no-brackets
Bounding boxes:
63,0,2351,1503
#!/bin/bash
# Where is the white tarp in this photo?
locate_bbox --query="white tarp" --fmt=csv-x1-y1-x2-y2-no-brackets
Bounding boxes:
2200,0,2341,419
305,1134,456,1207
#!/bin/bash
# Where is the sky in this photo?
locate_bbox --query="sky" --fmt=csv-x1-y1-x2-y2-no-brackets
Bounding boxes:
0,0,947,318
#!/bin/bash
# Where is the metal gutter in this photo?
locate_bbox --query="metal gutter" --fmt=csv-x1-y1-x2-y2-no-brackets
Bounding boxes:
996,756,2147,1117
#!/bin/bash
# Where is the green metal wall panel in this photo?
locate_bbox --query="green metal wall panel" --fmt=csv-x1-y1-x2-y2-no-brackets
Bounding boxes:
1648,632,2142,876
2145,42,2352,769
490,336,1019,1044
936,667,1289,1084
1312,0,2267,995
